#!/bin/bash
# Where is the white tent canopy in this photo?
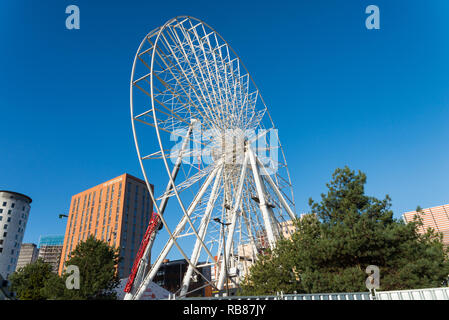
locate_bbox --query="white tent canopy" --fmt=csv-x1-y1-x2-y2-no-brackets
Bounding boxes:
116,278,170,300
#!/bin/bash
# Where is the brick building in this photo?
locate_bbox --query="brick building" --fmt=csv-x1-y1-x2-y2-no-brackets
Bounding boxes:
58,173,154,278
403,204,449,246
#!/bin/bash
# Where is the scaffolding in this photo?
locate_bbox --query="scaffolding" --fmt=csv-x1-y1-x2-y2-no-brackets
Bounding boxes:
38,235,64,273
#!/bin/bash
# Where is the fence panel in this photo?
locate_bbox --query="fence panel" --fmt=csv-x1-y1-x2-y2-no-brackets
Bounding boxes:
178,287,449,300
375,287,449,300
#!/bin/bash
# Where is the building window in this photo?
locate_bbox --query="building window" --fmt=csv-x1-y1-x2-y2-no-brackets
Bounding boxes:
11,203,15,208
2,202,6,206
3,224,7,230
7,210,11,215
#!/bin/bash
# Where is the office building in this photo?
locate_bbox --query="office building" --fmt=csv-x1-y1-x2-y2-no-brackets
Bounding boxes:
403,204,449,246
15,243,39,271
58,173,154,278
0,191,32,279
38,235,64,273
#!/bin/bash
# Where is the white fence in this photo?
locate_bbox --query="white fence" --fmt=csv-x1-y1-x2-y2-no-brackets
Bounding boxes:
179,287,449,300
180,292,372,300
375,287,449,300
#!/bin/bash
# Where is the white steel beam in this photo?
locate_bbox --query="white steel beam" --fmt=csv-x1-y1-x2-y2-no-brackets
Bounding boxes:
241,206,258,261
131,165,220,300
216,152,249,290
179,166,223,296
247,148,277,249
124,124,195,300
255,156,296,221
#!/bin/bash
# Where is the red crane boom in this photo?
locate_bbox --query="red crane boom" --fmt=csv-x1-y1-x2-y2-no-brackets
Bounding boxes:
124,212,161,293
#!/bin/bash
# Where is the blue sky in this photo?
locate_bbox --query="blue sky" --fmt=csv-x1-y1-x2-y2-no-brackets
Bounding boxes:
1,0,448,246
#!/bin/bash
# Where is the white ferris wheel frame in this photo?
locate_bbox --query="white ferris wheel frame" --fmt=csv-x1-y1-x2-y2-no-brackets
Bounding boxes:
125,16,296,300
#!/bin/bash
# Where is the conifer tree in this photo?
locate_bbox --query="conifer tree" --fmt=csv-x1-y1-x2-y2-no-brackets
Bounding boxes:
241,167,449,295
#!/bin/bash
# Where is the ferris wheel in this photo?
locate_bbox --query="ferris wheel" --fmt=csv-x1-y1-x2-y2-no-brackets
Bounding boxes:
124,16,296,300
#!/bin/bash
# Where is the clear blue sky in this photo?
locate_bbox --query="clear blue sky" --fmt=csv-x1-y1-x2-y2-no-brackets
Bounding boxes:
1,0,448,246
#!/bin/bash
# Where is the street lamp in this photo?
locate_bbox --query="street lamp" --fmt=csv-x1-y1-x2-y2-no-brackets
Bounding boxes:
213,217,231,297
58,214,69,219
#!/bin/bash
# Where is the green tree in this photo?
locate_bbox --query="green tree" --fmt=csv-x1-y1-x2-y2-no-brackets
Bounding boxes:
40,271,66,300
61,235,121,300
241,167,449,295
9,259,62,300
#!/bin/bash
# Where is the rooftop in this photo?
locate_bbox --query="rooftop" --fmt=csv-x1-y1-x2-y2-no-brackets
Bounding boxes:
0,190,32,204
38,235,65,247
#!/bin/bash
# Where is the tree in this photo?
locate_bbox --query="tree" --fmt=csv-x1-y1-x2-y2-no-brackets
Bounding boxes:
40,270,66,300
9,237,121,300
241,167,449,295
61,235,121,300
9,259,62,300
